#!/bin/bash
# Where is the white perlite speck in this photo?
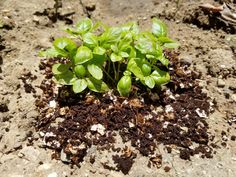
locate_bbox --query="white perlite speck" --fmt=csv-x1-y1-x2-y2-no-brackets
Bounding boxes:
195,108,207,118
91,124,106,135
144,114,153,120
49,100,56,108
165,105,174,113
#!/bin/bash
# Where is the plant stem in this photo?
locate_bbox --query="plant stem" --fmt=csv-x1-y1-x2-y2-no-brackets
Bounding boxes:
107,59,111,76
113,62,117,82
117,62,121,81
102,67,115,84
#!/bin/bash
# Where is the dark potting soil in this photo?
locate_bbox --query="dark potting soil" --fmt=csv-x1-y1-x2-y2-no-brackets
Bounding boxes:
35,52,215,174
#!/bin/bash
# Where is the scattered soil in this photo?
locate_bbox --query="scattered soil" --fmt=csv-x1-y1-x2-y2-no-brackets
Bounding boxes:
36,51,215,174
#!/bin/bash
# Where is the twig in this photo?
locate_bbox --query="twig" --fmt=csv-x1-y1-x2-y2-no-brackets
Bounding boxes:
79,0,91,18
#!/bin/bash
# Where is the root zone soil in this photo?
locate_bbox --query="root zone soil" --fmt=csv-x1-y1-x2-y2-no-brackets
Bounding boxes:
35,52,215,174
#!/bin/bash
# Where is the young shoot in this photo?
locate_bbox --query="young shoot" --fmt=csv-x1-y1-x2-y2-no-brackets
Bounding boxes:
39,18,179,96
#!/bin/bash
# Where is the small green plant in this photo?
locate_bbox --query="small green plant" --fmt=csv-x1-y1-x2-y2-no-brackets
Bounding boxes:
39,18,179,96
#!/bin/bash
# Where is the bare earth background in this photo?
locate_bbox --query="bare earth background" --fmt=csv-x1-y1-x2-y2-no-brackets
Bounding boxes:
0,0,236,176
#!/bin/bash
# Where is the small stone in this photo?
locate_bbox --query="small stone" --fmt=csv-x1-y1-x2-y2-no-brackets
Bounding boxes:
18,146,40,161
217,79,225,87
128,122,135,128
164,166,171,172
180,126,188,132
222,135,228,141
231,94,236,102
85,3,96,11
33,15,40,23
59,107,68,116
47,172,58,177
39,131,45,137
60,149,71,163
13,142,22,150
230,135,236,141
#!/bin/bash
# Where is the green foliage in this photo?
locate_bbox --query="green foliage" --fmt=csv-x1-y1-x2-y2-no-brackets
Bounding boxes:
39,18,179,96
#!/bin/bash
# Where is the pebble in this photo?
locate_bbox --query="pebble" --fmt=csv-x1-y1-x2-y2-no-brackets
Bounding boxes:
231,94,236,102
18,146,40,161
60,149,71,163
47,172,58,177
13,142,22,150
85,3,96,11
217,79,225,87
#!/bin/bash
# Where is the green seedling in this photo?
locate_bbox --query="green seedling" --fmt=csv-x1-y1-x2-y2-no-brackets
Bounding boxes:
39,18,179,96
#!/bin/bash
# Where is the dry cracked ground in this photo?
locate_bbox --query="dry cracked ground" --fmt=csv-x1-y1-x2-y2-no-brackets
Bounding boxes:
0,0,236,177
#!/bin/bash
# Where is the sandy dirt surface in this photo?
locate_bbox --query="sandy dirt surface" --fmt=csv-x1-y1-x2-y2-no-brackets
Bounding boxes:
0,0,236,176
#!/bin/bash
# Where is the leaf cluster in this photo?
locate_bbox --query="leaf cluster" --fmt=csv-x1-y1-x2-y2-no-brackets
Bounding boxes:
39,18,179,96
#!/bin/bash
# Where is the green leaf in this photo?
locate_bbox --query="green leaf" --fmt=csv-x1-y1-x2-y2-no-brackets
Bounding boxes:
65,28,80,36
135,34,156,55
141,63,152,76
117,75,132,97
127,47,136,58
74,46,93,65
158,55,169,67
164,42,179,48
152,18,167,37
72,79,87,93
86,77,109,92
118,32,132,51
146,54,155,59
110,53,122,62
74,65,87,77
87,64,103,80
151,69,170,86
52,63,70,75
54,71,75,85
88,54,106,66
53,37,77,53
122,22,139,35
119,51,129,58
93,46,106,55
39,47,66,58
99,27,122,49
158,37,179,48
123,70,132,76
83,32,98,48
127,58,144,79
144,76,155,89
111,44,119,53
76,18,93,35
